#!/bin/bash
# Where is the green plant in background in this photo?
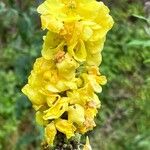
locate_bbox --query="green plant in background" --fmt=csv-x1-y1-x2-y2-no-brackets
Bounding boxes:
0,0,42,149
0,0,150,150
91,0,150,150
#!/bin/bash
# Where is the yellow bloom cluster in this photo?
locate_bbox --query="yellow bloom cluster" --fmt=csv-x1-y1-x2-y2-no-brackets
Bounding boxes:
22,0,113,147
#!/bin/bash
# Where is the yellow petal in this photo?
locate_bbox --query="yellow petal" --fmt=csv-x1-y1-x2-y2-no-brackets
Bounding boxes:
77,0,100,20
96,75,107,85
68,40,87,62
67,84,95,106
95,3,114,35
43,97,68,120
92,94,101,108
90,78,102,93
37,0,63,15
67,90,86,106
40,15,63,32
82,26,93,41
85,107,98,119
42,32,64,60
55,119,76,139
81,74,102,93
32,105,43,111
22,84,45,105
86,52,102,66
86,38,105,54
87,66,100,75
44,69,59,84
37,0,64,32
45,121,57,146
28,72,42,87
56,53,79,80
56,79,78,92
45,84,60,93
46,94,61,107
33,57,54,74
68,104,85,125
36,111,47,126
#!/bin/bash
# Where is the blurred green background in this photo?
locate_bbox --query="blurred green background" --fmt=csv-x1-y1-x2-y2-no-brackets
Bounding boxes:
0,0,150,150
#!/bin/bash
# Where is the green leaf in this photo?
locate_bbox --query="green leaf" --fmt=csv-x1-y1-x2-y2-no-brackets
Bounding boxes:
127,40,150,47
132,14,150,24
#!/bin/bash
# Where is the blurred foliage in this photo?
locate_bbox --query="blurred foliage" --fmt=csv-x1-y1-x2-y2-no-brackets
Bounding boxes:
0,0,43,149
92,0,150,150
0,0,150,150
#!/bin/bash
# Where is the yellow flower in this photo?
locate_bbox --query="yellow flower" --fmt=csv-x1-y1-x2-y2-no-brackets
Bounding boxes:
55,119,76,139
83,137,92,150
41,21,110,65
81,68,107,93
45,122,57,146
22,56,79,105
67,86,91,106
67,84,100,107
38,0,114,65
37,0,113,33
62,21,111,64
68,38,87,62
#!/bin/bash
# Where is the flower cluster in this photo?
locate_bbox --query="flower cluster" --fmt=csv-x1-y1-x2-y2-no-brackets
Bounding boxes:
22,0,113,147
